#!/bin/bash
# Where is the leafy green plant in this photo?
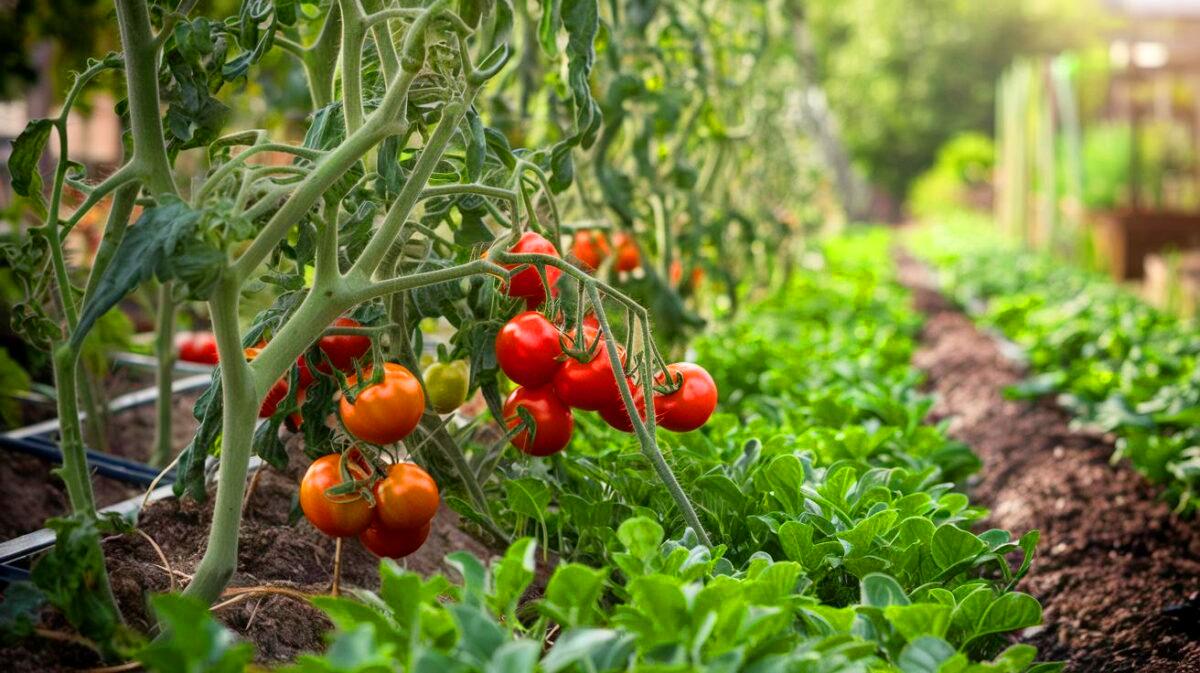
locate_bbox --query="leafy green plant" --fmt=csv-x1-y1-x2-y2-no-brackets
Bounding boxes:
139,524,1053,672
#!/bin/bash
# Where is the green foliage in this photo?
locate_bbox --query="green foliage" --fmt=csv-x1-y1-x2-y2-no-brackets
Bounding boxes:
0,346,32,426
910,133,995,218
27,513,137,659
70,197,205,350
133,526,1053,672
447,230,1054,669
913,220,1200,514
136,594,254,673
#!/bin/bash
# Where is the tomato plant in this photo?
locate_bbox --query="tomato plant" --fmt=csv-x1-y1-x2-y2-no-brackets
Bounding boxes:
340,363,425,446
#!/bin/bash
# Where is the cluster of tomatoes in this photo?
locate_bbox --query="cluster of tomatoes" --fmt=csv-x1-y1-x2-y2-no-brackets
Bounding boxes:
571,229,640,273
186,316,440,559
271,321,438,558
300,453,440,559
495,310,718,455
494,230,718,457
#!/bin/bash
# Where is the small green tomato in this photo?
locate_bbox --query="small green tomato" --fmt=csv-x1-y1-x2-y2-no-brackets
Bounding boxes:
423,360,470,414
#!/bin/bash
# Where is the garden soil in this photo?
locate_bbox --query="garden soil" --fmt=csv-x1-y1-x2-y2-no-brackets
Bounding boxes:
0,390,201,539
898,253,1200,673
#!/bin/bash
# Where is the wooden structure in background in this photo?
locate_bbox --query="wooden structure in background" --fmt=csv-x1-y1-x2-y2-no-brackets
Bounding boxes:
997,0,1200,308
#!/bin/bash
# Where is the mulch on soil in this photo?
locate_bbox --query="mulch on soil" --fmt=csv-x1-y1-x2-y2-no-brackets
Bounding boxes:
897,253,1200,673
5,434,499,671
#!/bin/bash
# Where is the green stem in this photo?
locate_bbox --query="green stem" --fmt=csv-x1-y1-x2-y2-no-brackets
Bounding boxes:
152,282,176,468
115,0,175,196
338,0,366,136
52,346,97,514
302,2,342,109
78,364,108,454
350,94,475,279
180,279,258,604
586,284,712,547
360,0,402,83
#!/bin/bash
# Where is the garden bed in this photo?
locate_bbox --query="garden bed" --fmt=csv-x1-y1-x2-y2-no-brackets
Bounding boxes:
898,253,1200,672
1,379,202,540
3,433,502,670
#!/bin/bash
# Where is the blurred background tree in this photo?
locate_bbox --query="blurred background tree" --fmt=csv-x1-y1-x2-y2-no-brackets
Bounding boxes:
805,0,1103,211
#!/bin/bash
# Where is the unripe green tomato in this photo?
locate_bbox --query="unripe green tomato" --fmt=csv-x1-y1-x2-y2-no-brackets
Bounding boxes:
424,360,470,414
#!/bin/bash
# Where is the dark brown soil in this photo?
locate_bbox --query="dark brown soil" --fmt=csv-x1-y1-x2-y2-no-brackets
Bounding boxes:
898,253,1200,673
0,392,202,540
4,433,498,671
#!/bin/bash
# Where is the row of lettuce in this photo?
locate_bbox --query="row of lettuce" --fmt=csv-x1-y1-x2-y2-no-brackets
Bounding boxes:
910,221,1200,516
139,231,1056,672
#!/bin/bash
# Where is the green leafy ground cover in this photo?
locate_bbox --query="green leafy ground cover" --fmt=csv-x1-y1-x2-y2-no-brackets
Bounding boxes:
911,221,1200,515
119,231,1054,672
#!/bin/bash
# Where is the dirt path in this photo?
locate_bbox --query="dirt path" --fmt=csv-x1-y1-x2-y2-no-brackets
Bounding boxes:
897,254,1200,673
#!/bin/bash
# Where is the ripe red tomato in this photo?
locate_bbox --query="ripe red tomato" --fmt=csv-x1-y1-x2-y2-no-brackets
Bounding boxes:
571,230,611,271
503,386,574,456
495,311,564,387
319,317,371,372
373,462,439,530
177,331,219,365
299,454,373,538
340,363,425,445
244,346,290,418
612,232,640,272
597,382,651,433
259,377,290,418
359,520,431,559
553,341,626,411
654,363,718,432
296,353,315,388
501,232,562,305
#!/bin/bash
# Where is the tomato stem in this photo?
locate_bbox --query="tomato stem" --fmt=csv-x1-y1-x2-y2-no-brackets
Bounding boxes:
585,284,712,547
152,282,177,468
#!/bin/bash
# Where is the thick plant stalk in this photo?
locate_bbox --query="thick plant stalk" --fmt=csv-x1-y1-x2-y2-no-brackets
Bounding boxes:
152,283,177,467
52,348,97,515
181,280,262,604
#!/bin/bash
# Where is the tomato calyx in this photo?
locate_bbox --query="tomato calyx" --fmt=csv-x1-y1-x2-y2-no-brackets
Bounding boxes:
317,447,377,505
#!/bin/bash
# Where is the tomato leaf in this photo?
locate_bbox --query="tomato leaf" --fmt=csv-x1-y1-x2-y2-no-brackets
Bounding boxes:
7,118,53,213
135,594,254,673
70,197,202,350
30,514,130,658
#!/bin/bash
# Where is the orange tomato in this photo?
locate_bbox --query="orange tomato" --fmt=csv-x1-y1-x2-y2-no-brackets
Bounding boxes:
339,363,426,445
299,454,373,538
372,462,440,530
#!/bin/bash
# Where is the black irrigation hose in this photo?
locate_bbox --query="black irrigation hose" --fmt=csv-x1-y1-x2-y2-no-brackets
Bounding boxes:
0,435,171,487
